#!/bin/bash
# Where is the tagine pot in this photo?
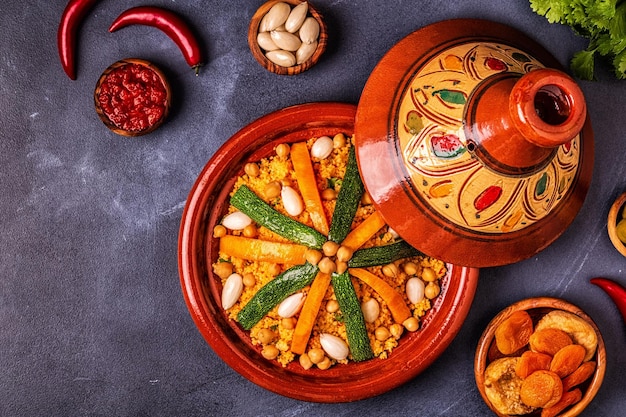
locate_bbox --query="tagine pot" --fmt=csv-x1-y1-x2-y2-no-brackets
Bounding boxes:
355,19,593,267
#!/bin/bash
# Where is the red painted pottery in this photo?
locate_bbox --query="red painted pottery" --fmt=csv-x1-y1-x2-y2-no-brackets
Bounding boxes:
178,102,479,402
475,297,606,417
355,19,594,267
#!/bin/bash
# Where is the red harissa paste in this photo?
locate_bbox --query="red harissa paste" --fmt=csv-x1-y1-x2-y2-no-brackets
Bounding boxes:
97,63,168,133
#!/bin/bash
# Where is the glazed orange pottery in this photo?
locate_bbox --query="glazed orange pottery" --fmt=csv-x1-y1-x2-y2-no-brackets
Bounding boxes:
178,102,479,402
355,19,594,267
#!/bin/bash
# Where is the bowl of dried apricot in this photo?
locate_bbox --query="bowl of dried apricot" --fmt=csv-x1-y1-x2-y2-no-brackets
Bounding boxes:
474,297,605,417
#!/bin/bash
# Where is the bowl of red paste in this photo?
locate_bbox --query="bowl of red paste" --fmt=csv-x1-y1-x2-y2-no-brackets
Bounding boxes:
94,58,171,137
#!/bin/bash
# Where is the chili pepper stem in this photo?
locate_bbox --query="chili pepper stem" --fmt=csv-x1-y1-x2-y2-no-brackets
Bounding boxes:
590,277,626,324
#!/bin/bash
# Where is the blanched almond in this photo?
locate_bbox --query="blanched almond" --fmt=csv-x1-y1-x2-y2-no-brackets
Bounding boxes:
406,277,425,304
361,298,380,323
265,50,296,67
310,135,333,159
270,30,302,51
260,2,290,32
281,185,304,216
257,32,279,51
277,292,306,318
296,41,317,64
319,333,349,360
221,273,243,310
299,17,319,44
222,211,252,230
285,2,308,33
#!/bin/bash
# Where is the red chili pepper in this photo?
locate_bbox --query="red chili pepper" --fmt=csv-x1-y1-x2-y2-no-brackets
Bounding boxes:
590,277,626,324
57,0,99,80
109,6,204,75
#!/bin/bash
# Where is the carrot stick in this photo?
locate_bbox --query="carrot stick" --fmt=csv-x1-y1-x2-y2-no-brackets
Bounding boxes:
290,272,332,354
341,211,385,250
349,268,411,323
219,235,308,264
290,142,330,235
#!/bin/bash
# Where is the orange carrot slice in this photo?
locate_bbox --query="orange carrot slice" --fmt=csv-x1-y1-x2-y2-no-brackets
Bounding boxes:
349,267,411,323
341,210,386,250
291,142,330,235
219,235,307,264
290,272,332,354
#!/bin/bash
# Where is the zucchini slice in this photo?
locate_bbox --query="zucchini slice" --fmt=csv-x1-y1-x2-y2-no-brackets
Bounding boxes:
237,262,319,330
331,271,374,361
328,146,365,243
348,240,423,268
230,185,327,249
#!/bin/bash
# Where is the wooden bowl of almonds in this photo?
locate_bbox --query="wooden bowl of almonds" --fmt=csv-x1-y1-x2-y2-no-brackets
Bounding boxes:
475,297,606,417
248,0,328,75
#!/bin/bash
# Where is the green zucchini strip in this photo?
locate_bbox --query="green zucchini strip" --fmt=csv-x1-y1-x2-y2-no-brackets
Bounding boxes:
230,185,327,249
237,262,319,330
331,271,374,361
328,146,365,243
348,240,424,268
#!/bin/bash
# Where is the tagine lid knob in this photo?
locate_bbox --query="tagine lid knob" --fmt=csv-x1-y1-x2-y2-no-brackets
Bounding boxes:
354,19,594,267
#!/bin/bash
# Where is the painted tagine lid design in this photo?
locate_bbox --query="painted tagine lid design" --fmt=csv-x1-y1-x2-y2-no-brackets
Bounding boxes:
355,19,594,267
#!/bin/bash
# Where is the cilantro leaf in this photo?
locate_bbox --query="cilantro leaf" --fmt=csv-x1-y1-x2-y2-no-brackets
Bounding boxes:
571,49,596,81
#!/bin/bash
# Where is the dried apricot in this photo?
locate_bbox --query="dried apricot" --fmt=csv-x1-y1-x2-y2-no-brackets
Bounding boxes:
519,370,563,408
550,344,586,378
562,361,596,391
484,357,537,415
515,350,552,379
529,328,572,356
535,310,598,361
495,310,533,355
540,388,582,417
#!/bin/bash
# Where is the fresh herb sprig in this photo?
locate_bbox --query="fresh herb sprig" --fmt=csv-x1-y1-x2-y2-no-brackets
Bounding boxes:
530,0,626,80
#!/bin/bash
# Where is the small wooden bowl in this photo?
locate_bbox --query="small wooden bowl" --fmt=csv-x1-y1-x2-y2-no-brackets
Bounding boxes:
475,297,606,417
607,191,626,257
94,58,171,137
248,0,328,75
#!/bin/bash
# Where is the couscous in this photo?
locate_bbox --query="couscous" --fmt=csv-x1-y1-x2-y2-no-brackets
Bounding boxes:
212,134,447,369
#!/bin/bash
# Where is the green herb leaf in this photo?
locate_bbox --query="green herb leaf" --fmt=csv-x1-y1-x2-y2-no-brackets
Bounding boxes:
571,49,596,81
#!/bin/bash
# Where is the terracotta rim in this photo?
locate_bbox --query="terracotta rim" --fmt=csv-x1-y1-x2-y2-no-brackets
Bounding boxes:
178,102,479,402
474,297,606,417
94,58,171,137
607,191,626,257
248,0,328,76
354,19,594,267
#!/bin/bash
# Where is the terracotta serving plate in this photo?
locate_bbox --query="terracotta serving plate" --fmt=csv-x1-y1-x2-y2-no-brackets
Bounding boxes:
475,297,605,417
178,102,479,402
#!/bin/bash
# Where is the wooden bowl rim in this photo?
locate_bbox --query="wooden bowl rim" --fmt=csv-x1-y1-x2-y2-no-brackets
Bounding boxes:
607,191,626,257
247,0,328,75
94,58,171,137
474,297,606,417
177,102,480,402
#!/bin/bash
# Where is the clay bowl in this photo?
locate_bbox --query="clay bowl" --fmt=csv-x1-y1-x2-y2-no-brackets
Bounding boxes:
94,58,171,137
178,102,480,402
607,191,626,257
248,0,327,75
475,297,606,417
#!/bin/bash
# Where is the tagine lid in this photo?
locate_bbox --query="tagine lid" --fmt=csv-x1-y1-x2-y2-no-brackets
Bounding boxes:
354,19,594,268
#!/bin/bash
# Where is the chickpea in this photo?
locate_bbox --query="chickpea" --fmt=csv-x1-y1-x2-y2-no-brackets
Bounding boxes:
280,178,293,188
390,323,404,340
403,317,419,332
326,299,340,313
332,133,346,148
425,282,440,299
422,267,437,282
243,224,258,238
322,241,339,257
261,345,279,360
307,348,325,364
268,263,282,276
242,273,256,287
335,261,348,275
321,188,336,200
403,261,418,276
264,181,282,199
382,263,399,278
336,246,353,263
275,143,290,158
361,192,373,205
213,262,233,279
305,249,323,265
299,353,313,370
281,317,296,330
316,356,332,370
318,257,337,275
244,162,260,177
257,328,275,344
213,224,227,238
375,326,391,341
